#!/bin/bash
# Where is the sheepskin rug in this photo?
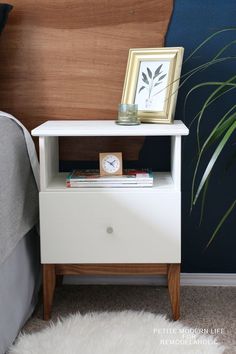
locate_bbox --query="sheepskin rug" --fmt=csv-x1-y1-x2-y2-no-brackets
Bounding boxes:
10,311,224,354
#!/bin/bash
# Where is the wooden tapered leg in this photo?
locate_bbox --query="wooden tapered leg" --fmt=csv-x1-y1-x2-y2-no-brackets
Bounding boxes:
43,264,56,320
168,263,180,321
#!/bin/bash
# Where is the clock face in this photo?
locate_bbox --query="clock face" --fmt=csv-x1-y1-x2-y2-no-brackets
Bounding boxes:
102,154,121,174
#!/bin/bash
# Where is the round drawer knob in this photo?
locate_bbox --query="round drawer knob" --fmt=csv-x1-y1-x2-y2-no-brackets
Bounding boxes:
106,226,113,234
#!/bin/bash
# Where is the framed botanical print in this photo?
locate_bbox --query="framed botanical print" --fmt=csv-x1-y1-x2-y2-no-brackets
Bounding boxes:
121,47,184,123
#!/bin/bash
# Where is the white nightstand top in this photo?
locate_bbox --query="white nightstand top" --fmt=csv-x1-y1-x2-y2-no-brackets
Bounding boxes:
31,120,189,137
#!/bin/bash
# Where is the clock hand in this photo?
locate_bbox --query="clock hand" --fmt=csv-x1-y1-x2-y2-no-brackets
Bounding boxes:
107,160,116,167
107,161,115,166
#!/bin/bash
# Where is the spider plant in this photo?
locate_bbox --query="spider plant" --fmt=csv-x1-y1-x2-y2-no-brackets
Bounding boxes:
181,28,236,248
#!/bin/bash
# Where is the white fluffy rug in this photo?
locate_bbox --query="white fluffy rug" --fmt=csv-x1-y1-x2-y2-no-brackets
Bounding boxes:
10,311,224,354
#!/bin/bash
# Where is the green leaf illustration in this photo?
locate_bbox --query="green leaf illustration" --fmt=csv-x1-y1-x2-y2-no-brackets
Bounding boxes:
147,67,152,79
153,64,163,79
138,86,145,93
154,82,161,87
158,74,167,81
142,72,149,85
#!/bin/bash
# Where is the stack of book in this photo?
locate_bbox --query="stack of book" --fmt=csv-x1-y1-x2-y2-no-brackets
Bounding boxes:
66,169,153,188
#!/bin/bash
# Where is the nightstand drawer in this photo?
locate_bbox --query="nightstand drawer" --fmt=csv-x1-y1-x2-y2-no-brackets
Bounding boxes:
40,191,181,263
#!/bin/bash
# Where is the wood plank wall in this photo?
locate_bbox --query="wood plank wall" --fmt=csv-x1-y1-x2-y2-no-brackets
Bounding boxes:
0,0,173,160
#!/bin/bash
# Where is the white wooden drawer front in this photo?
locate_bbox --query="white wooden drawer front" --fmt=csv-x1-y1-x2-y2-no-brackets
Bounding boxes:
40,191,181,263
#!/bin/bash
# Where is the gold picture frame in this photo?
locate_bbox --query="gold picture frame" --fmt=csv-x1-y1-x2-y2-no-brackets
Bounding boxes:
121,47,184,124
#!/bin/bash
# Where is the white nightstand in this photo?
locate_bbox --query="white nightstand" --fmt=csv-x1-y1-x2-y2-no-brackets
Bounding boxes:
32,120,189,320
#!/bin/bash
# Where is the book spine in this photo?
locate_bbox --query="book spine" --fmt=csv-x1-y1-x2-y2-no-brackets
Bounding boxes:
67,182,153,188
67,180,153,184
67,184,153,188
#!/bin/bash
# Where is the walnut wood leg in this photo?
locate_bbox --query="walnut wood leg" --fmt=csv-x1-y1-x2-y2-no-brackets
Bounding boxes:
168,263,180,321
43,264,56,320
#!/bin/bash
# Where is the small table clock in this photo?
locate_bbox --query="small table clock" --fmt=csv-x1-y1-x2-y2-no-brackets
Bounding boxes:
99,152,123,176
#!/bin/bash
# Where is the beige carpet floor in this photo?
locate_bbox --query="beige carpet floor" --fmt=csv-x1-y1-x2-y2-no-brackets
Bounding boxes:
23,285,236,353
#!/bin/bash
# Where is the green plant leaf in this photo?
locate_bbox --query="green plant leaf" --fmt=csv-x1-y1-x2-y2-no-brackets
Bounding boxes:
153,64,163,79
184,81,236,122
187,85,236,131
193,120,236,205
154,82,161,87
190,110,236,210
204,111,236,150
184,27,236,64
148,56,236,111
163,57,236,111
147,67,152,79
183,76,236,151
213,40,236,60
183,27,236,248
199,175,210,225
152,56,236,110
204,199,236,249
181,57,236,93
196,76,236,151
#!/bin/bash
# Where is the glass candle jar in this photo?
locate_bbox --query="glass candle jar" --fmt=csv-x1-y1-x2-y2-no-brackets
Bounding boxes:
116,103,140,125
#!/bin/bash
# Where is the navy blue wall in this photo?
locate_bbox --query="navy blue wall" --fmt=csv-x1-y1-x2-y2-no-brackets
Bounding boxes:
166,0,236,272
61,1,236,273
